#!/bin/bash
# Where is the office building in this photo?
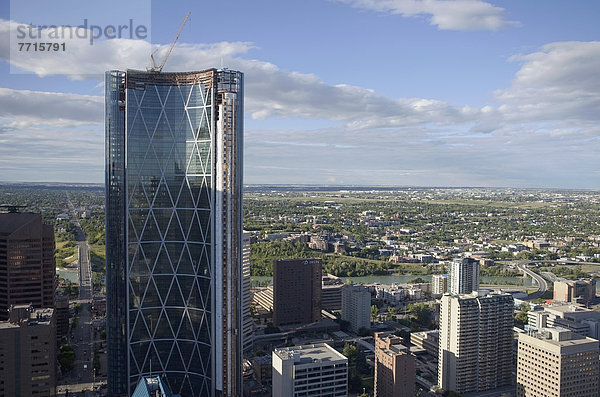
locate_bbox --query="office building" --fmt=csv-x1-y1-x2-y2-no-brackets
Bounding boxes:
438,292,513,394
517,327,599,396
106,68,244,396
0,305,56,397
242,232,253,353
272,343,348,397
322,274,343,311
374,332,415,397
449,257,480,294
54,294,70,341
0,212,55,321
528,303,600,339
410,330,439,357
431,274,449,297
272,258,322,327
341,285,371,333
553,278,596,303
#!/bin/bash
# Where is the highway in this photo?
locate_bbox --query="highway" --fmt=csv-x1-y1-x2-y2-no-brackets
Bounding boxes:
516,262,548,300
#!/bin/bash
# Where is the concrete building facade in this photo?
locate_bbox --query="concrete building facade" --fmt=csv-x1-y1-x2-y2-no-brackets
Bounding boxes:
553,278,596,303
449,257,479,295
438,292,513,395
0,212,55,321
517,327,599,397
374,332,415,397
341,285,371,333
273,258,322,327
0,305,56,397
242,232,253,353
431,274,449,297
272,343,348,397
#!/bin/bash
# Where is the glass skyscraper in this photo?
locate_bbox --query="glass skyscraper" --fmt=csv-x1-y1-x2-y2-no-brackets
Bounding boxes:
105,69,243,397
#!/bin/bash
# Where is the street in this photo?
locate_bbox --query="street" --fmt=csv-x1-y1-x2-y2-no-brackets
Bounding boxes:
56,195,103,395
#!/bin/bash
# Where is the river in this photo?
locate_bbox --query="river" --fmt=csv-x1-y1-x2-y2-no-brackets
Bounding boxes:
251,274,534,287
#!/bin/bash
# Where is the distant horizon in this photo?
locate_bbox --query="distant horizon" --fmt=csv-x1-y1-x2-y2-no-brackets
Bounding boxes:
1,180,599,192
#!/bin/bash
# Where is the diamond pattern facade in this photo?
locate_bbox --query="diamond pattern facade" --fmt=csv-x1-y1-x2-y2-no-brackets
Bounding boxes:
106,69,243,397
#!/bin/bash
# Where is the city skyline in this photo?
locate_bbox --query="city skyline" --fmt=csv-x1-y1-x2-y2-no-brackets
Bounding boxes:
0,0,599,188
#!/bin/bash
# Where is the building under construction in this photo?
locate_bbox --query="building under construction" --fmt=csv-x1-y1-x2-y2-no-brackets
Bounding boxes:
105,67,244,397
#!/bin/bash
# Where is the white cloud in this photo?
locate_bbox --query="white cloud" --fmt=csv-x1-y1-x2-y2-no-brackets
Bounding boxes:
1,15,598,187
0,88,102,128
495,41,600,123
0,19,254,79
0,18,475,130
334,0,517,31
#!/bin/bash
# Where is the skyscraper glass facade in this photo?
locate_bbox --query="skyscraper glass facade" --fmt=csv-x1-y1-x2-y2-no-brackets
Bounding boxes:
106,69,243,397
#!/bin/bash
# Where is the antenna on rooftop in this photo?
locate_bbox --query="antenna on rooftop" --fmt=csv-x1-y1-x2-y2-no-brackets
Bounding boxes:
147,12,191,73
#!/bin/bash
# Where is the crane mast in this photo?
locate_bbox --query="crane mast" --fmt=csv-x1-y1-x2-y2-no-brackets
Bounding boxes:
147,12,191,73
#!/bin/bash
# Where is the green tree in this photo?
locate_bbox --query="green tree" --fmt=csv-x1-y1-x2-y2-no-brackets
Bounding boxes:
406,303,432,327
58,344,76,372
515,311,529,329
408,277,427,284
370,305,379,323
342,343,358,367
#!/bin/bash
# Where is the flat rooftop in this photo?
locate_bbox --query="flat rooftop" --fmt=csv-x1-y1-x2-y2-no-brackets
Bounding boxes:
521,327,598,349
274,343,347,364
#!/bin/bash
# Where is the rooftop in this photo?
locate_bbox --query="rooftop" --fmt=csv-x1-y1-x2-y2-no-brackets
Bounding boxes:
0,212,41,235
523,327,597,348
273,343,347,364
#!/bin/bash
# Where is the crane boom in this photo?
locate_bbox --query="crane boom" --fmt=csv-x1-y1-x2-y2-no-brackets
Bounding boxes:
147,12,190,73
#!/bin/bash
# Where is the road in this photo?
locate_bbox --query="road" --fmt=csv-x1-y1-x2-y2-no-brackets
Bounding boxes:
57,195,98,394
516,262,548,300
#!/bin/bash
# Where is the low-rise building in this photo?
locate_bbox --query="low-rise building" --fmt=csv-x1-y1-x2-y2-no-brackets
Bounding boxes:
272,343,348,397
528,303,600,339
251,355,273,384
410,330,439,357
553,278,596,303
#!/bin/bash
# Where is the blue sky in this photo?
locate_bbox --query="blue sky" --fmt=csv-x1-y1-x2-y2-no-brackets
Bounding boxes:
0,0,599,187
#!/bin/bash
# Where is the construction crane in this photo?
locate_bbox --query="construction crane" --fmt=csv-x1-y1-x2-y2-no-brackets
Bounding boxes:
147,12,191,73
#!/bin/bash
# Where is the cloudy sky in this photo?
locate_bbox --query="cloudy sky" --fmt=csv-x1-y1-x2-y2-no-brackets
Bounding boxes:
0,0,599,188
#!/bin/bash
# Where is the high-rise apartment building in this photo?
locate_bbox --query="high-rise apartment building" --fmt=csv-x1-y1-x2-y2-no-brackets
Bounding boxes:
241,232,253,353
438,292,513,394
431,274,449,297
449,257,479,294
0,212,55,321
374,332,415,397
0,305,56,397
553,278,596,303
272,343,348,397
517,327,599,397
341,285,371,333
105,68,243,396
272,258,322,327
